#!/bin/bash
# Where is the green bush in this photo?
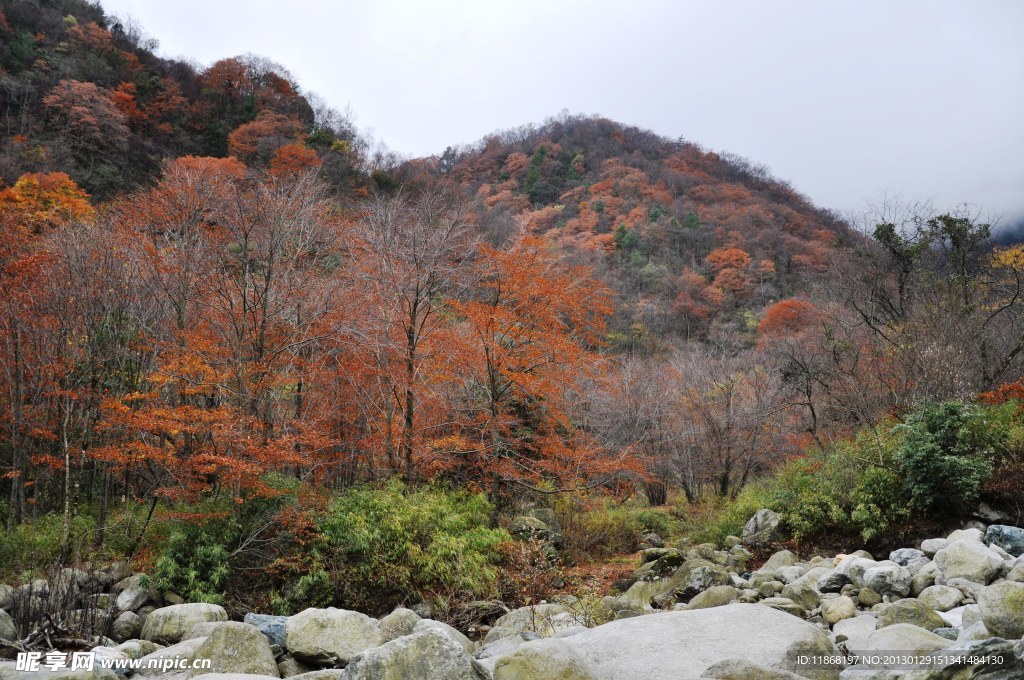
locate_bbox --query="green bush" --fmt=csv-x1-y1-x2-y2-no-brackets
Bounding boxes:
690,483,772,546
894,402,996,513
555,496,645,559
631,508,674,538
296,480,508,613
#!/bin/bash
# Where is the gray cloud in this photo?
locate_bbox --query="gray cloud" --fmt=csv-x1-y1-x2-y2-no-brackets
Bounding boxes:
98,0,1024,222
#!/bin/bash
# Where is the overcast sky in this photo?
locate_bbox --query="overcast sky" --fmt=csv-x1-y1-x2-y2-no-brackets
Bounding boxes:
97,0,1024,223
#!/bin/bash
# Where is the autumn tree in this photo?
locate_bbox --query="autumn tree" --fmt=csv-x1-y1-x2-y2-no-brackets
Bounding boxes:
352,185,477,477
450,233,619,509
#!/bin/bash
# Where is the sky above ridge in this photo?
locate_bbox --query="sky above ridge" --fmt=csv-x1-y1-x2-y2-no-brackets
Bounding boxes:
97,0,1024,224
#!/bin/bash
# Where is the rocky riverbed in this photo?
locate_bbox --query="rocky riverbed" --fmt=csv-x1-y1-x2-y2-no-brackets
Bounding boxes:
2,514,1023,679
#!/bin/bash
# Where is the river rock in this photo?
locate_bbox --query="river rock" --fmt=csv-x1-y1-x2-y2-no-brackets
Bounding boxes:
916,585,962,612
699,659,807,679
244,614,289,648
848,624,954,660
378,608,421,642
490,637,595,680
284,608,383,666
741,509,784,547
863,565,911,597
978,580,1024,639
0,609,15,641
493,603,840,680
686,585,739,610
192,622,279,677
111,611,142,642
822,596,857,626
876,599,944,631
986,525,1024,557
933,541,1003,584
343,629,486,680
140,603,228,644
413,619,474,654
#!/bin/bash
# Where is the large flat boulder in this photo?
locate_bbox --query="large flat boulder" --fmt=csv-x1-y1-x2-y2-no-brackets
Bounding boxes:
342,629,485,679
978,580,1024,639
490,603,840,680
140,604,228,644
284,608,383,666
933,541,1003,584
191,621,279,677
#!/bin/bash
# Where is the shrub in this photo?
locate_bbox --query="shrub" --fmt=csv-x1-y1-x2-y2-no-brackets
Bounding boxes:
299,480,508,614
555,496,645,559
895,402,996,513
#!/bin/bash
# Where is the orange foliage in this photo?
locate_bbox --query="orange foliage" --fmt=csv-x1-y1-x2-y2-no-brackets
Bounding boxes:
705,247,752,272
758,299,819,337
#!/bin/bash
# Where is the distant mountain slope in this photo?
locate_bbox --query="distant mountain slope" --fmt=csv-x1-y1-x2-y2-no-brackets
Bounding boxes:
428,115,856,348
0,0,360,198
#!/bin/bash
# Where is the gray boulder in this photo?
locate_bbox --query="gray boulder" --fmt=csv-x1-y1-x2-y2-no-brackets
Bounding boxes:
192,622,279,677
933,540,1003,584
978,580,1024,639
848,624,954,661
741,509,784,547
284,608,383,666
700,659,807,679
863,565,911,598
489,638,595,680
344,629,486,679
899,636,1023,680
378,608,421,642
0,609,15,641
495,603,841,680
244,613,289,648
412,619,474,654
483,603,579,643
140,603,228,644
920,539,948,557
916,585,962,612
986,524,1024,557
875,599,944,631
0,585,13,611
110,611,142,642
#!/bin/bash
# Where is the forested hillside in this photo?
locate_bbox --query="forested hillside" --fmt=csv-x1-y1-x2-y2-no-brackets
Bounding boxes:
2,0,1024,626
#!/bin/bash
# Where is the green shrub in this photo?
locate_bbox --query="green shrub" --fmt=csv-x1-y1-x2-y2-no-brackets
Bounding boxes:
555,496,645,559
631,508,674,538
300,480,508,613
690,483,772,546
154,529,231,604
894,402,996,513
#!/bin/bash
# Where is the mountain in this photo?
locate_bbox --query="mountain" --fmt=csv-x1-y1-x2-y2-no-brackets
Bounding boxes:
417,115,855,349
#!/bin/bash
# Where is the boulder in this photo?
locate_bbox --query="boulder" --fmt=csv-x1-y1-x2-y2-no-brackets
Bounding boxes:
113,639,163,659
863,565,911,598
483,603,579,643
699,659,807,679
110,611,142,642
817,571,852,594
500,603,841,680
821,596,857,626
343,629,486,679
0,585,13,611
977,580,1024,639
412,619,474,654
378,608,421,642
641,533,665,549
933,541,1003,584
916,585,962,612
284,608,383,666
898,636,1023,680
686,585,739,610
763,550,799,571
277,659,316,678
140,603,228,644
888,549,929,574
0,609,14,641
490,638,595,680
832,615,876,649
946,528,984,544
919,539,947,557
856,588,881,608
848,624,954,661
875,599,944,631
137,636,207,675
986,524,1024,557
192,622,279,677
244,613,289,648
741,509,784,547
